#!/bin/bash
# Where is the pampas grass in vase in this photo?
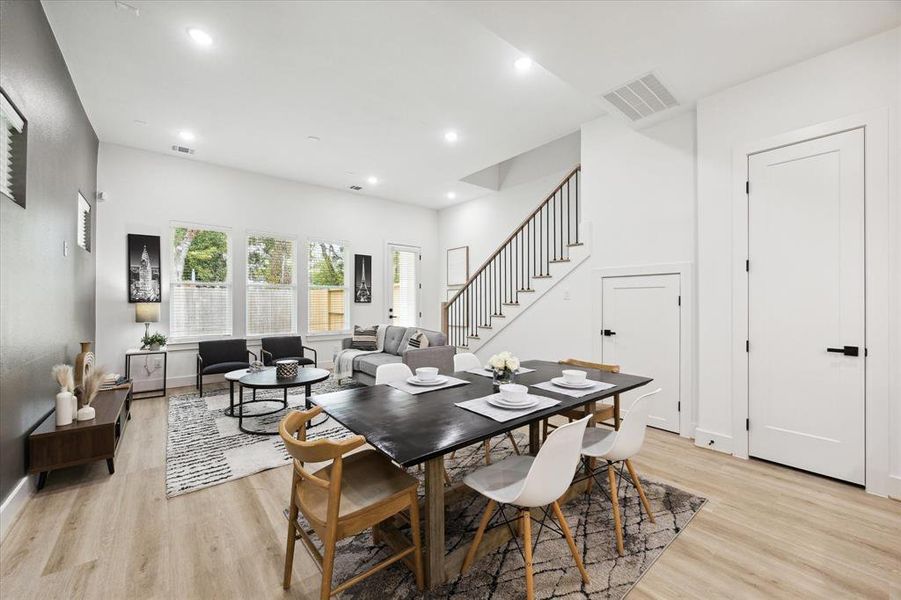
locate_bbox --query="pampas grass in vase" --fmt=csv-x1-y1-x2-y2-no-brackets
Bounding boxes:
75,368,106,422
52,364,76,427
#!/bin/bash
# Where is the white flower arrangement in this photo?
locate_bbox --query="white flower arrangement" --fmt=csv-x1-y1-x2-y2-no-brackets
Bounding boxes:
487,351,520,374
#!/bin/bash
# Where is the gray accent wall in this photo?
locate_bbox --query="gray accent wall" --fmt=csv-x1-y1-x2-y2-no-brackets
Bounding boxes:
0,1,98,503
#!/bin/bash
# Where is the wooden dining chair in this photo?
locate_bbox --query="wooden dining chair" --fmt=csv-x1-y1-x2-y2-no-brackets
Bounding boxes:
542,358,621,440
280,407,424,599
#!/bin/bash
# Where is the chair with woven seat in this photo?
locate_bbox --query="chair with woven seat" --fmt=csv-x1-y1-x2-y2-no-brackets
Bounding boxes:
460,415,592,600
261,335,317,368
280,407,424,599
581,388,661,556
542,358,620,440
196,339,256,397
453,352,521,463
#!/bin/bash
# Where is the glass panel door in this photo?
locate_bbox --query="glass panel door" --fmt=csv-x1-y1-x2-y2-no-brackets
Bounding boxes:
387,244,420,327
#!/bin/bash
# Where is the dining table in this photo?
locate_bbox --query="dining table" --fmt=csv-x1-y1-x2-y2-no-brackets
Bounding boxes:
310,359,653,589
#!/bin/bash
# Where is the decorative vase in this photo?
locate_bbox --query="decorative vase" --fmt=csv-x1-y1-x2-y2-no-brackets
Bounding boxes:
74,341,95,388
276,359,299,379
76,405,96,421
150,343,160,351
492,368,514,385
55,389,74,427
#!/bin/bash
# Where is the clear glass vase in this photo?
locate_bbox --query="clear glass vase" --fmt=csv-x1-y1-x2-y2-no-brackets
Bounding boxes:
492,368,514,385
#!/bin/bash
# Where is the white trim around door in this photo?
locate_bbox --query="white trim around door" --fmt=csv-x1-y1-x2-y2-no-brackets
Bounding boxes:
730,108,892,496
592,262,695,438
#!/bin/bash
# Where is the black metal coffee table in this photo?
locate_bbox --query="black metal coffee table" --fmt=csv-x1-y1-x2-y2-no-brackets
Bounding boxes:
236,367,330,435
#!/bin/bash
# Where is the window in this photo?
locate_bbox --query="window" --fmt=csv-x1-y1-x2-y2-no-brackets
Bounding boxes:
308,240,348,334
77,192,91,252
0,89,27,208
247,233,297,336
170,225,231,339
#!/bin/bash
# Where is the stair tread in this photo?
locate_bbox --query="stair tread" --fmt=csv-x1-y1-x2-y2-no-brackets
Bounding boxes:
567,242,584,247
533,275,552,279
502,302,520,306
518,288,535,292
550,258,571,263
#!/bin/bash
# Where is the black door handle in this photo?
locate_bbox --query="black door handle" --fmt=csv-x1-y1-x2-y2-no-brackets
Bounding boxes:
826,345,859,357
602,329,616,337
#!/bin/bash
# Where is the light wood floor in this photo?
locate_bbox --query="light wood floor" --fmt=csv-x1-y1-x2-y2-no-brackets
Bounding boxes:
1,384,899,599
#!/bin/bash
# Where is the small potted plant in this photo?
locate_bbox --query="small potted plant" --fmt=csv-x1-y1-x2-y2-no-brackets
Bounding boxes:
488,351,520,385
141,332,168,351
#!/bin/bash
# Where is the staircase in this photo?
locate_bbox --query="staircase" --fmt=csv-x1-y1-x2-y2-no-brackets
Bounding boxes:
441,166,589,352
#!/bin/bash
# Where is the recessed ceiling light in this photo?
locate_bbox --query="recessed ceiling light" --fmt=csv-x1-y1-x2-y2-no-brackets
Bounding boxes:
178,130,196,142
444,130,459,143
307,135,321,142
187,28,213,47
367,176,379,185
514,56,533,72
446,192,457,200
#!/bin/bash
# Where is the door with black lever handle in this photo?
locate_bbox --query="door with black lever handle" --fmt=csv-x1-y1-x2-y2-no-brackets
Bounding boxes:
826,345,859,357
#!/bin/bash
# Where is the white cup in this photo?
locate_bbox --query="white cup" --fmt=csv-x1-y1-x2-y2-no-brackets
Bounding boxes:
561,369,587,384
499,383,528,403
416,367,439,382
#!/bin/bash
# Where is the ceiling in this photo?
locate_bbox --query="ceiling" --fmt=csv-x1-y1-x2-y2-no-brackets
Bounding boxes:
42,1,900,209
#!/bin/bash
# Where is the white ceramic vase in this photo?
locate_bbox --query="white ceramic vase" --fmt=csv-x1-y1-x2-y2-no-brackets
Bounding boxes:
55,389,74,427
76,405,96,422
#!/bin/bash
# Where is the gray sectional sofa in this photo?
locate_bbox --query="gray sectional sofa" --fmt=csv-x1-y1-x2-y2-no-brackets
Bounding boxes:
340,325,454,385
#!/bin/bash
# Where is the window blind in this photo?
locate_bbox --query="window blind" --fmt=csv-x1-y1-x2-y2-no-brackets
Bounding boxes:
391,248,418,327
170,226,232,339
308,241,348,334
0,93,25,205
247,234,296,336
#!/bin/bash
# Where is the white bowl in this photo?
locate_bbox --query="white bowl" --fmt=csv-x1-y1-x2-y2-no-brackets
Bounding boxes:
416,367,439,382
499,383,528,404
561,369,587,384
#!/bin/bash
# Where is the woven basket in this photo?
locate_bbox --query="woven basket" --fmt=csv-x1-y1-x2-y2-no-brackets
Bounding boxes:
275,359,299,380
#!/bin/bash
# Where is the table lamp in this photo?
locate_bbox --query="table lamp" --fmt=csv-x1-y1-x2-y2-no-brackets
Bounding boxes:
135,302,160,339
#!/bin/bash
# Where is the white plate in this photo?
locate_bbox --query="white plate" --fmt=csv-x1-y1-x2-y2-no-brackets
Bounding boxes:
487,395,539,410
551,377,596,389
406,375,448,387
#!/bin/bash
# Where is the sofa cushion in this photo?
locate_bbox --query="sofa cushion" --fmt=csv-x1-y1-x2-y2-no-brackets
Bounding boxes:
400,327,446,351
383,326,407,355
353,352,402,377
351,325,379,350
405,330,430,351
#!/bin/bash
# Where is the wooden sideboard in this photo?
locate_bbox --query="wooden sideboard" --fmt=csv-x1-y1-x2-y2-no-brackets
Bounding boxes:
28,383,132,490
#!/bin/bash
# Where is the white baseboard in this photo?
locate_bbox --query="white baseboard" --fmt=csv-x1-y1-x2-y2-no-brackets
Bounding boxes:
693,427,734,455
0,476,34,545
888,475,901,501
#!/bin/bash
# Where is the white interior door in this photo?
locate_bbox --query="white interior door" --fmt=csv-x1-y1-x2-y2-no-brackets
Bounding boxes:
748,128,865,484
386,244,420,327
601,274,680,432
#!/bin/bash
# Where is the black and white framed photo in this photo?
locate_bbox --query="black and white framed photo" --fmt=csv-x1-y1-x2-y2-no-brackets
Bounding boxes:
128,234,161,303
353,254,372,303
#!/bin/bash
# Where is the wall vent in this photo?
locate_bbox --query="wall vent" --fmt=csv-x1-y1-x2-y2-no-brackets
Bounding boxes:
171,145,195,155
348,185,363,191
602,72,678,121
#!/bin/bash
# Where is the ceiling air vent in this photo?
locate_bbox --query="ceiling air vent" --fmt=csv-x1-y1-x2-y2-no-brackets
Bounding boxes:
171,145,195,155
602,72,678,121
348,185,363,191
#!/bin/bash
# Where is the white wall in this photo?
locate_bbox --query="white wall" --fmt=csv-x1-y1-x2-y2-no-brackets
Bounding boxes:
96,144,440,389
695,27,900,494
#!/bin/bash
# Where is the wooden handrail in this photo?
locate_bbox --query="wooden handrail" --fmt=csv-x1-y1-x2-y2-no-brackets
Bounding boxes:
444,164,580,310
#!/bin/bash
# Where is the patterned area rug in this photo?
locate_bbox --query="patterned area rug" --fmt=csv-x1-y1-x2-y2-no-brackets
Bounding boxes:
329,435,706,599
166,377,363,498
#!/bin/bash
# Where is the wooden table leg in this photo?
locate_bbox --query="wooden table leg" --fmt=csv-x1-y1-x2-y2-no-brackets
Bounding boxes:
424,456,445,590
529,421,540,454
614,393,621,430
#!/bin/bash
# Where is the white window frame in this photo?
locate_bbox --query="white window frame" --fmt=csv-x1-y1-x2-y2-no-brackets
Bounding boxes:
306,237,351,337
245,230,298,338
169,222,233,342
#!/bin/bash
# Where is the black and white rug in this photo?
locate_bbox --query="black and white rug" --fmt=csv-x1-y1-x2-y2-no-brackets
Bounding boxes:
165,378,363,498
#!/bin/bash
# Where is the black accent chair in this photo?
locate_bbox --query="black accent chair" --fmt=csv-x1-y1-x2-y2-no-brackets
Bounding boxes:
196,339,257,397
261,336,317,369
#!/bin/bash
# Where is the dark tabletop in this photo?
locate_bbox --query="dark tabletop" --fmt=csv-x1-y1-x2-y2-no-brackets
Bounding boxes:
239,367,330,389
311,360,652,467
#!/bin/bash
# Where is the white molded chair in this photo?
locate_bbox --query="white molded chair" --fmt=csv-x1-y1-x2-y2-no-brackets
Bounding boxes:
581,388,661,556
453,352,481,372
452,352,522,463
461,415,592,599
374,363,413,385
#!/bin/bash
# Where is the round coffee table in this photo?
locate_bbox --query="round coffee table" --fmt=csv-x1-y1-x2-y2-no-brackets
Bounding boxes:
236,367,330,435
